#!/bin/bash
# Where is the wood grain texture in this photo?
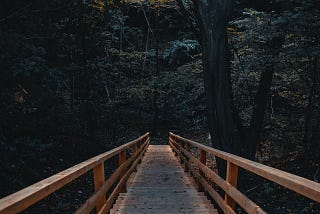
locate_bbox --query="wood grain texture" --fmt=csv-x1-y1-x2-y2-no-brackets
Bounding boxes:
2,132,319,214
171,136,266,214
119,150,127,193
93,163,106,212
225,162,238,210
170,132,320,203
110,145,217,214
0,133,149,214
99,142,149,214
75,140,149,214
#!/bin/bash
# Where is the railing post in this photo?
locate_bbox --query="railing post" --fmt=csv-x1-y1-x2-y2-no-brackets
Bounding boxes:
93,162,106,211
144,136,149,156
139,139,143,164
132,143,138,171
146,135,150,149
225,161,238,210
184,143,190,172
169,133,175,153
119,149,127,193
198,148,206,191
132,143,138,155
173,136,178,156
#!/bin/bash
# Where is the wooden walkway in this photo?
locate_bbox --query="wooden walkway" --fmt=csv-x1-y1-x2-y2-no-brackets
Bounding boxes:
110,145,217,214
1,132,320,214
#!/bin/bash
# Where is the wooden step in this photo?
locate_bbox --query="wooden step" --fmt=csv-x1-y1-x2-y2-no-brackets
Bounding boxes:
110,145,218,214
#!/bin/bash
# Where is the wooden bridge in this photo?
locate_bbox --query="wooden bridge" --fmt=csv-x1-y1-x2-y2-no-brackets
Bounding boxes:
0,132,319,213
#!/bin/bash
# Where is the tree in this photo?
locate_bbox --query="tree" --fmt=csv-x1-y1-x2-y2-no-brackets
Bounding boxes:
177,0,279,176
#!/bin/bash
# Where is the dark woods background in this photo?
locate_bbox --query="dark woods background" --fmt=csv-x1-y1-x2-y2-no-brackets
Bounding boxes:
0,0,319,213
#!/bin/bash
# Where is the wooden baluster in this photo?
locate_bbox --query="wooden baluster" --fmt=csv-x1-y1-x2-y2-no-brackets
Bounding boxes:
170,134,176,154
132,143,138,171
93,163,106,212
119,150,127,193
178,142,184,164
132,143,138,155
225,161,239,210
184,143,190,172
198,149,206,191
138,139,143,164
173,137,178,156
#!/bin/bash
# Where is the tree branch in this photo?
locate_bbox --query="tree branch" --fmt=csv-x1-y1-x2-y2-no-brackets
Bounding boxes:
175,0,202,42
0,3,32,23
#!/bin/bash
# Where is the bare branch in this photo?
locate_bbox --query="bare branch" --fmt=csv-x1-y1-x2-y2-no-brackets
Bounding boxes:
176,0,202,42
0,3,32,23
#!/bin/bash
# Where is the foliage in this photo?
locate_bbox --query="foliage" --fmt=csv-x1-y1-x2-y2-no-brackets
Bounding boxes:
0,0,319,212
163,39,200,66
229,2,320,159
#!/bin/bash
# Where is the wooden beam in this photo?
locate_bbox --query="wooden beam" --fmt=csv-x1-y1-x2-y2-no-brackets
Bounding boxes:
184,143,190,172
170,132,320,203
93,163,106,212
0,132,149,214
132,143,138,171
119,149,127,193
132,143,138,155
75,162,126,214
98,143,148,214
198,149,206,191
198,176,235,214
177,143,266,214
225,161,238,210
75,141,148,214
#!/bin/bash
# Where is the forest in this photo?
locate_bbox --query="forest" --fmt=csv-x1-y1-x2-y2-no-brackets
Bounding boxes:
0,0,319,213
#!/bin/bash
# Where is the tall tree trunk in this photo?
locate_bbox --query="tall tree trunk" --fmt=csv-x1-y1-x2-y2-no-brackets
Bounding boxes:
245,66,273,160
304,57,318,150
196,0,239,177
152,9,160,136
176,0,274,177
80,1,95,144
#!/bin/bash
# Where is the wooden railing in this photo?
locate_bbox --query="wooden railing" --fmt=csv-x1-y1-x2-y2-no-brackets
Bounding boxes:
169,132,320,214
0,133,150,214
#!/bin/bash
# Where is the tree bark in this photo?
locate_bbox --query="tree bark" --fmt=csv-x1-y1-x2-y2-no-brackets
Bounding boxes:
195,0,240,177
245,66,273,160
304,57,318,150
177,0,274,177
152,9,160,136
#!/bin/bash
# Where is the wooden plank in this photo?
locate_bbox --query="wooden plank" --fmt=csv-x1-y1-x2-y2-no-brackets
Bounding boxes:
93,163,106,212
75,161,127,214
198,149,206,191
119,149,127,193
0,133,149,214
132,143,138,155
184,143,190,172
174,141,266,214
75,141,148,214
98,143,149,214
198,176,235,214
110,145,217,214
170,132,320,203
225,162,238,210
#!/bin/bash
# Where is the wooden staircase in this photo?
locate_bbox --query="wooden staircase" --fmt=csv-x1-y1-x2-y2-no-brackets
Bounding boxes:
110,145,217,214
0,132,320,214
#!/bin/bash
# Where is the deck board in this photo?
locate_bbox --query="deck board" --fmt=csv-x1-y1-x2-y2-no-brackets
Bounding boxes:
110,145,217,214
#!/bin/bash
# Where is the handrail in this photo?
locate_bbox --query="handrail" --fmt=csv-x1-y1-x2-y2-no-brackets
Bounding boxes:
169,132,320,214
0,132,150,214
